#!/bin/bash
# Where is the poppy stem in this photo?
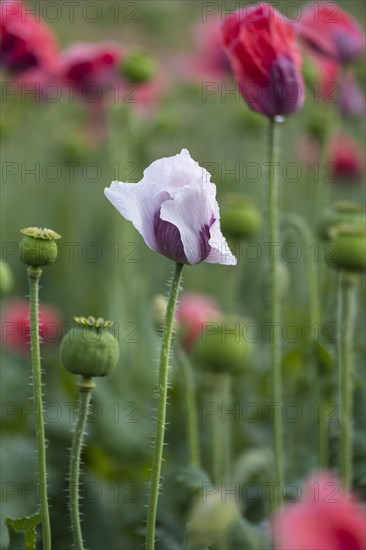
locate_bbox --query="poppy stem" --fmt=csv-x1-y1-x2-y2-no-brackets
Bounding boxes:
69,377,95,550
27,266,52,550
267,117,283,508
146,262,184,550
339,271,357,489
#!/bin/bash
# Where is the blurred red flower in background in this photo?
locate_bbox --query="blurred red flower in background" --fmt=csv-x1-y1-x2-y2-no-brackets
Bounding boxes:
329,134,364,183
0,298,62,356
60,42,123,99
273,473,366,550
297,2,365,64
221,3,304,117
181,16,231,82
340,71,366,118
0,0,59,75
176,293,222,352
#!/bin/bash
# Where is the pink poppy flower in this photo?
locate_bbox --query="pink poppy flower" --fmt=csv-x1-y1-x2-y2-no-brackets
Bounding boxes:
273,473,366,550
104,149,237,266
0,0,59,75
60,42,123,99
176,293,222,351
181,16,231,82
0,298,62,356
329,134,364,183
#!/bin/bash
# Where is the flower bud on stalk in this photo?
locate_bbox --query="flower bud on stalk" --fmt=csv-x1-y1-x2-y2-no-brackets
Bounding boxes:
328,225,366,273
19,226,61,550
60,316,120,378
121,49,155,84
220,195,261,241
60,316,119,550
192,315,251,376
19,227,61,267
318,202,365,240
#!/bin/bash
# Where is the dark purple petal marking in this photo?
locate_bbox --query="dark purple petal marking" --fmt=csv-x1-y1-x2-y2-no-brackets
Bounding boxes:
154,211,188,264
199,215,216,262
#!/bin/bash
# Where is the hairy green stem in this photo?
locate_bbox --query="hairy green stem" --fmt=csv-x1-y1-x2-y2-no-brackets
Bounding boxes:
69,377,95,550
176,347,201,467
267,118,283,508
27,266,51,550
339,272,357,489
146,262,184,550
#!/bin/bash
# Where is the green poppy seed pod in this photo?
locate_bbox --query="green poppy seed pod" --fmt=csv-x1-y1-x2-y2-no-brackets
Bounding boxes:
150,294,169,333
19,227,61,267
317,202,365,240
60,317,120,378
327,225,366,272
121,49,154,84
220,195,261,241
187,493,240,547
192,315,251,375
0,260,14,296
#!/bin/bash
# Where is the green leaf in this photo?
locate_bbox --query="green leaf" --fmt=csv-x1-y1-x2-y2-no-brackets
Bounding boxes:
5,512,41,550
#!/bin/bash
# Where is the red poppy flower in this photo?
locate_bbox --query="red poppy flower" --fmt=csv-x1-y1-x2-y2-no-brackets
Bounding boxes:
296,2,365,64
0,298,62,356
176,293,222,351
221,3,304,117
60,42,123,99
0,0,59,75
273,473,366,550
329,133,364,183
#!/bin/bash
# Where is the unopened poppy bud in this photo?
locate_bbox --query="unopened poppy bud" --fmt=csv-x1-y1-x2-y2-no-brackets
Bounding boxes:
327,225,366,273
192,315,251,375
318,202,365,240
0,260,13,296
60,316,119,378
187,493,240,547
150,294,169,332
221,195,261,241
121,49,154,83
19,227,61,267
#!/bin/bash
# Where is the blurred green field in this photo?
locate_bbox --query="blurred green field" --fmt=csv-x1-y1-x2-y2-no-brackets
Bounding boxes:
1,1,365,549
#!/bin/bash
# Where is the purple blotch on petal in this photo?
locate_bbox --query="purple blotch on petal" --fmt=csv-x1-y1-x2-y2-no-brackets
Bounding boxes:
154,211,188,264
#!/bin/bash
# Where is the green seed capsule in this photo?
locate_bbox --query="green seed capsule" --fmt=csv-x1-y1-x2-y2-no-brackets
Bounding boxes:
60,317,120,378
0,260,14,296
327,225,366,273
121,50,154,84
220,195,261,241
317,202,365,241
192,316,251,376
19,227,61,267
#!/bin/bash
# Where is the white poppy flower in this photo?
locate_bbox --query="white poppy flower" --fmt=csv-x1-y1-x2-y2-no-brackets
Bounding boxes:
104,149,237,266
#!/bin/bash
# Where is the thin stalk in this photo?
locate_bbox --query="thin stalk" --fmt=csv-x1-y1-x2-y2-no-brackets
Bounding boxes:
27,266,51,550
146,262,184,550
281,214,320,329
339,272,357,489
69,377,95,550
267,117,283,508
176,347,201,467
281,214,327,467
